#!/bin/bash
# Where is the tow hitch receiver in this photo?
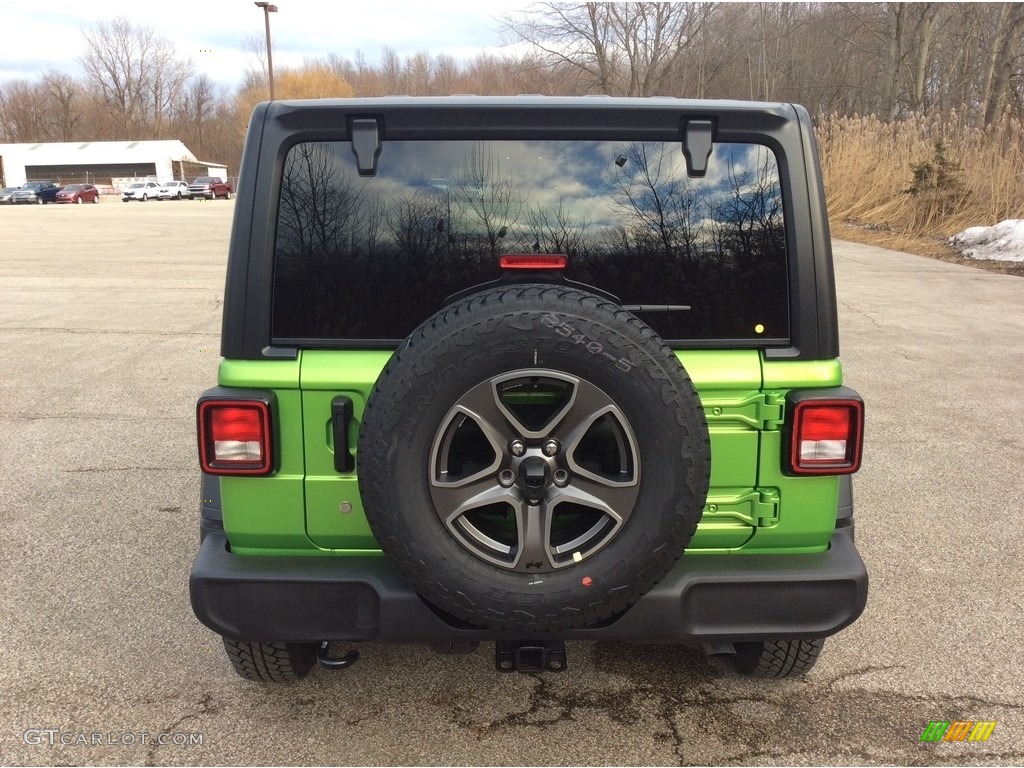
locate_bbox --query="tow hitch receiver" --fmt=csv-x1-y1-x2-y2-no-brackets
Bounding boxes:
317,641,359,670
495,640,567,673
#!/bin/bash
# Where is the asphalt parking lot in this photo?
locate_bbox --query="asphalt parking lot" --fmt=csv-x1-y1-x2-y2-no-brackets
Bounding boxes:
1,201,1022,766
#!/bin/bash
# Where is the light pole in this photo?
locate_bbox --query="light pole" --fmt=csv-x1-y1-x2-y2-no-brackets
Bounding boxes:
254,2,278,100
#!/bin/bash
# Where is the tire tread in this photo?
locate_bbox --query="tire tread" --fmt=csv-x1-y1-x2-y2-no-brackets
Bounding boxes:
222,638,315,683
733,638,825,678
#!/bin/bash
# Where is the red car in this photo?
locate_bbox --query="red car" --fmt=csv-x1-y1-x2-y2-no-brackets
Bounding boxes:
55,184,100,204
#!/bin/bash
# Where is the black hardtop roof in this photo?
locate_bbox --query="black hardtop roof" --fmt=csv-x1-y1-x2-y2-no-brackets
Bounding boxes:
262,94,794,111
259,95,805,143
260,95,800,126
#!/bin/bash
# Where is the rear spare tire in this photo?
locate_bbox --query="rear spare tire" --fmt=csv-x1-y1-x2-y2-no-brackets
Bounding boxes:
358,285,710,632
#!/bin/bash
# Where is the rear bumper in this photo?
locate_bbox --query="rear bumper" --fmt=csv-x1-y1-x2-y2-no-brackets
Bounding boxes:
190,527,868,644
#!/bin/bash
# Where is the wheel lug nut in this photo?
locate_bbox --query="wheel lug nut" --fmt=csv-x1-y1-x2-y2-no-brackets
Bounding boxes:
498,469,516,487
543,439,560,457
510,439,526,457
553,469,569,487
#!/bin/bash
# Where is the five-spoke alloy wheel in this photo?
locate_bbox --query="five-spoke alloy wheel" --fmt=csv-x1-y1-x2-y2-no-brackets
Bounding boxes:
430,370,639,573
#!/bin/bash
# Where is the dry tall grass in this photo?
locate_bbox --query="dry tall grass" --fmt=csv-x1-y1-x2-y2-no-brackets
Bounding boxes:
816,111,1024,245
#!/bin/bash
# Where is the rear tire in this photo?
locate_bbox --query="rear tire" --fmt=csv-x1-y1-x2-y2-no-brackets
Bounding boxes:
222,638,316,683
732,638,825,678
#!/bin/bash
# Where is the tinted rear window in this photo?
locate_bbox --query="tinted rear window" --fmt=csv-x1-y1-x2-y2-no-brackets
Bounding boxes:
272,139,788,344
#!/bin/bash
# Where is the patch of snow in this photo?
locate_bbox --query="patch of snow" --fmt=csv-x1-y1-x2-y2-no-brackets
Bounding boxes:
950,219,1024,262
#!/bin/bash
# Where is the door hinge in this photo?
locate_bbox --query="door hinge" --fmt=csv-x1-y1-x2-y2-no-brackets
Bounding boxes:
703,488,779,527
704,392,786,431
760,392,786,430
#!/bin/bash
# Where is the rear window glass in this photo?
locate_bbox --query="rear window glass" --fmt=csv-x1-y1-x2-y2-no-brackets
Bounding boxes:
272,139,788,344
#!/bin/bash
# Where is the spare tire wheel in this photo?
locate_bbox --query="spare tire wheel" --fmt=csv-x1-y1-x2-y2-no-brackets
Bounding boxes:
358,285,710,632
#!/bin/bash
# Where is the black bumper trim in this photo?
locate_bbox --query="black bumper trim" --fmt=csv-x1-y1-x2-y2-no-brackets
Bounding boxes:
190,528,868,643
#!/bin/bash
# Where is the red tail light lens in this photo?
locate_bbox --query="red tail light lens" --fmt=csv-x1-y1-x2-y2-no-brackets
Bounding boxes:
789,400,863,475
499,254,568,270
198,400,272,475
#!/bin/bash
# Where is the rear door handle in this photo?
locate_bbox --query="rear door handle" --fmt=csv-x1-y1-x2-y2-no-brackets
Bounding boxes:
331,396,355,473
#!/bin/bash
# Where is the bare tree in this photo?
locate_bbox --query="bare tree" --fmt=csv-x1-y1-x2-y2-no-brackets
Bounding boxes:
242,31,268,90
455,144,523,256
503,2,714,96
80,17,193,139
0,80,49,142
172,74,218,154
403,51,434,96
379,47,404,93
39,72,85,141
527,200,591,256
611,141,704,259
713,150,785,263
979,3,1024,124
432,54,462,94
388,194,449,256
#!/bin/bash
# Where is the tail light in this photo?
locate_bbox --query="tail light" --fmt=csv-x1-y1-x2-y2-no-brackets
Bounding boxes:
786,392,864,476
499,254,568,270
198,398,273,475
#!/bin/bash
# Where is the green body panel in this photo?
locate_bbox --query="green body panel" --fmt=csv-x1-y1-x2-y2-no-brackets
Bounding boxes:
679,350,761,549
217,359,309,549
746,356,843,553
745,431,838,552
762,358,843,389
215,351,845,556
218,358,303,389
302,352,390,549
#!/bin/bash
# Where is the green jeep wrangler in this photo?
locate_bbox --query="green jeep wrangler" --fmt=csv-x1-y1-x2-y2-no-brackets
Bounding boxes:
190,96,867,682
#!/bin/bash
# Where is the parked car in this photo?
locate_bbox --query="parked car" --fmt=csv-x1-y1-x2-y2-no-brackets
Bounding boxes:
187,176,232,200
55,183,100,204
11,181,61,205
156,180,190,200
0,187,17,204
121,181,160,202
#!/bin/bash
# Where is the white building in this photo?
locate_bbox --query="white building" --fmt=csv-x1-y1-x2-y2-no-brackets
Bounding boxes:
0,140,228,188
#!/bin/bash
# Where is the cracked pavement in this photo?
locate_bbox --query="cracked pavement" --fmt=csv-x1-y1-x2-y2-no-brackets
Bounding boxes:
1,204,1022,765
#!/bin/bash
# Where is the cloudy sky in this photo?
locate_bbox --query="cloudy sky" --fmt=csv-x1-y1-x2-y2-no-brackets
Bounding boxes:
2,0,527,87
